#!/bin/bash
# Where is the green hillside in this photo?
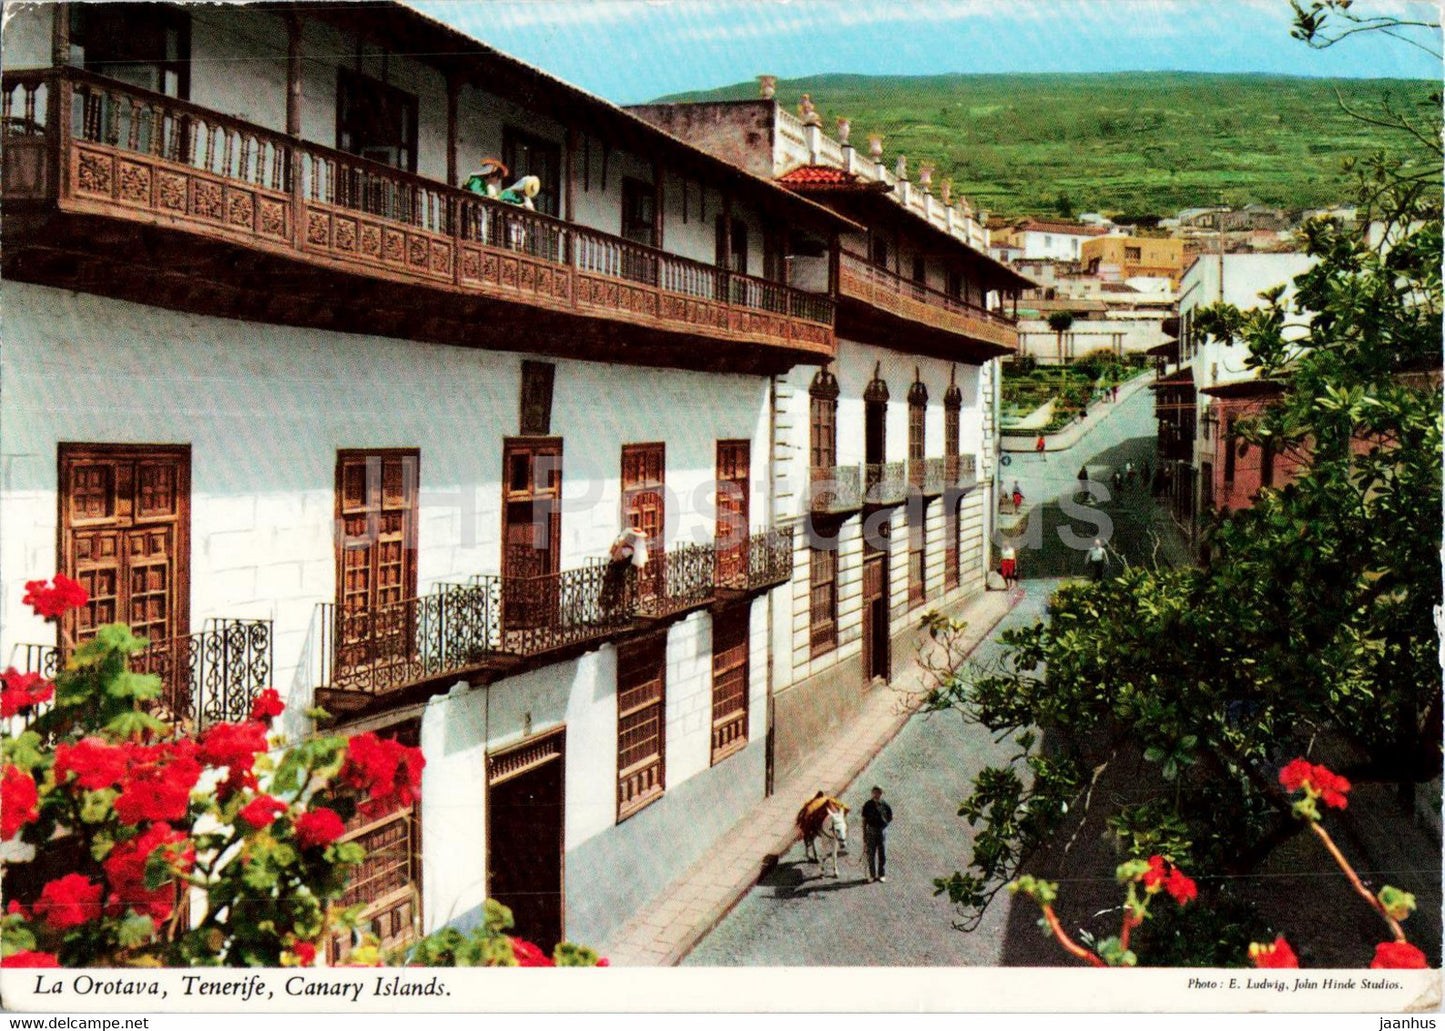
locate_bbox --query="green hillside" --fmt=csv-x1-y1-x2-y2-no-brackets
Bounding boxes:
655,72,1439,217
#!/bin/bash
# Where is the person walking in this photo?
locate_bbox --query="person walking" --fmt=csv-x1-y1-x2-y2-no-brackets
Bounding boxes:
1111,470,1122,494
1011,481,1023,512
1087,538,1108,582
999,542,1018,589
1034,435,1046,461
1077,464,1088,483
861,786,893,883
1125,459,1135,485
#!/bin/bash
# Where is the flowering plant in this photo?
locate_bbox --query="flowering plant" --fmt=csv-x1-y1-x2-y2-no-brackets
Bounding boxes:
1241,758,1426,970
1,576,602,968
1009,854,1198,967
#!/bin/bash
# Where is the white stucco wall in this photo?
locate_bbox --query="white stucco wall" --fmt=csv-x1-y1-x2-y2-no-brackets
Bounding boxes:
770,339,993,690
1,283,771,701
1,2,53,70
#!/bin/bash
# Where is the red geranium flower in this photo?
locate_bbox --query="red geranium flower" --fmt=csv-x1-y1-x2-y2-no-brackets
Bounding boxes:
1311,766,1351,809
1249,936,1300,969
342,733,425,819
0,669,54,718
197,721,268,774
510,938,554,967
53,737,131,791
23,575,89,620
249,689,285,721
103,823,194,921
34,874,103,929
1278,758,1352,809
8,900,32,920
1370,941,1428,969
113,743,203,826
1,765,39,841
1279,758,1314,793
291,941,317,966
1139,854,1169,892
239,794,288,829
294,807,345,850
1,951,60,968
1165,868,1198,905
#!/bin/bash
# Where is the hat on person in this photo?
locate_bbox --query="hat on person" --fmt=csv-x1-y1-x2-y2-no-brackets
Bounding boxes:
517,175,541,198
477,157,508,179
871,785,883,793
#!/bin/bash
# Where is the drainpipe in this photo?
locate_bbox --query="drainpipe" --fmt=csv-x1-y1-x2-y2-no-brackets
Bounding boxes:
765,373,780,798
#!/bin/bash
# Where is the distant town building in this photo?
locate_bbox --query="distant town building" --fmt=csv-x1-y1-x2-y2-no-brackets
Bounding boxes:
989,218,1109,262
1159,252,1317,537
1080,234,1186,286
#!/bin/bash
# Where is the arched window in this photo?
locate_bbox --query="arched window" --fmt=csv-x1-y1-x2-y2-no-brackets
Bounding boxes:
944,367,963,487
907,371,928,488
809,367,840,473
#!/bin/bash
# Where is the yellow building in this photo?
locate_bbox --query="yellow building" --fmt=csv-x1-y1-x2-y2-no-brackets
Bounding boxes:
1081,235,1186,285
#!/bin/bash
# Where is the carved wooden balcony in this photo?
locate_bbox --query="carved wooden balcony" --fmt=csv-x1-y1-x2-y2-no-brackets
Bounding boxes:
809,464,863,514
2,68,836,372
836,249,1016,361
11,619,273,733
863,461,907,506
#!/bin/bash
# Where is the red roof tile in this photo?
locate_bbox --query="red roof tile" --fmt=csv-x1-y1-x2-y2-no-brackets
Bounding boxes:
778,165,859,185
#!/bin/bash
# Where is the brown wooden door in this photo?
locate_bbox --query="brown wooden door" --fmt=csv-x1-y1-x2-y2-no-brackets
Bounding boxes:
60,445,190,653
715,441,750,586
862,541,889,684
502,439,562,632
336,451,419,680
488,729,566,954
328,721,422,964
622,444,665,602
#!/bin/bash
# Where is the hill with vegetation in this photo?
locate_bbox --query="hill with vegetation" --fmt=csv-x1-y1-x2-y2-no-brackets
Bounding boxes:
655,72,1438,218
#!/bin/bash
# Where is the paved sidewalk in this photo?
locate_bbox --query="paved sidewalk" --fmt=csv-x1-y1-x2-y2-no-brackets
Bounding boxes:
600,587,1019,966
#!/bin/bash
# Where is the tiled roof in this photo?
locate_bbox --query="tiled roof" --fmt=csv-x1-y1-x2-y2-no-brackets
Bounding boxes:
1015,219,1109,236
778,165,856,184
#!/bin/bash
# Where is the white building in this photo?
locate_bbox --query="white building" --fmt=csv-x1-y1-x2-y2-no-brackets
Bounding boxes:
629,95,1030,782
0,1,854,957
993,217,1108,262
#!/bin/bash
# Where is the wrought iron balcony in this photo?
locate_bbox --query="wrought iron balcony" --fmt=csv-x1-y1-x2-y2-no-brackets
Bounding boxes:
909,457,948,496
947,453,979,490
837,249,1016,354
634,542,717,621
809,464,863,514
717,527,795,592
10,619,273,732
318,584,499,695
864,461,908,505
2,67,836,366
315,531,793,700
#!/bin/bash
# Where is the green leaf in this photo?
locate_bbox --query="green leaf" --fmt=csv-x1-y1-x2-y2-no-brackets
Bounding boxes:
116,914,157,949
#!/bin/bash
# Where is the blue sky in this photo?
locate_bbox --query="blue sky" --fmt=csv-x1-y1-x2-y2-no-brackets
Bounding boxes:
414,0,1442,104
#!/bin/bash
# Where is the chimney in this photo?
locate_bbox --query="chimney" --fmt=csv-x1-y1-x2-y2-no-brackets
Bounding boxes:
758,75,777,99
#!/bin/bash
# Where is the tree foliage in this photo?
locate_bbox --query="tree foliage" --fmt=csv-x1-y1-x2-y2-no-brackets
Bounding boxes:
927,12,1442,942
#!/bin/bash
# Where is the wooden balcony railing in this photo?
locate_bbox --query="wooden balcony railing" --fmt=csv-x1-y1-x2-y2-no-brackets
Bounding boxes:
838,249,1015,350
10,619,273,733
4,67,834,356
809,464,863,514
864,461,907,505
